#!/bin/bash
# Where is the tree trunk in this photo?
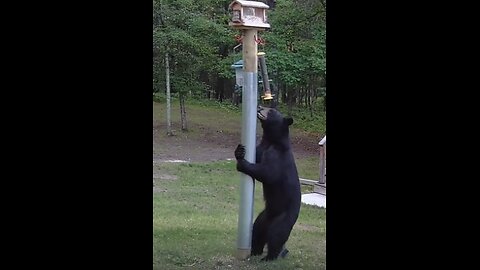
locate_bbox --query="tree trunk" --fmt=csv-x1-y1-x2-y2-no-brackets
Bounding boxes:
216,76,224,102
165,52,173,136
282,83,287,104
224,78,233,103
287,87,294,115
308,86,313,117
300,87,304,107
323,94,327,112
180,92,188,131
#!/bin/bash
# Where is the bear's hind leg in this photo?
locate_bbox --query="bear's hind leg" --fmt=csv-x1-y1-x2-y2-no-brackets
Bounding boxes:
262,213,292,261
251,210,269,256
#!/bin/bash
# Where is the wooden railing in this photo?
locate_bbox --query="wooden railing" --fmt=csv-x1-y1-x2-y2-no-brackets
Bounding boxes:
318,136,326,185
300,135,326,195
312,136,326,195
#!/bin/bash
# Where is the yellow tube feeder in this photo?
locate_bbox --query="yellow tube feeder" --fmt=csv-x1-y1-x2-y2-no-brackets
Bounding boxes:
257,52,274,101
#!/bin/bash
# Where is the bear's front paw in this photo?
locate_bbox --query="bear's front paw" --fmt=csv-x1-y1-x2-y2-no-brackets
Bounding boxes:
235,144,246,160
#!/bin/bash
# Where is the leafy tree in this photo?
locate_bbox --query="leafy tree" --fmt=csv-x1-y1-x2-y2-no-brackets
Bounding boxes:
263,0,326,112
153,0,327,129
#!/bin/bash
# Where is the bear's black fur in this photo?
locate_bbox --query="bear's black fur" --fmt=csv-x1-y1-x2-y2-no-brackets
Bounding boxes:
234,105,301,261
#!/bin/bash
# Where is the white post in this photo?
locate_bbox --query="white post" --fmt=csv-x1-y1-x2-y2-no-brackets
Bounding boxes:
165,52,172,136
318,136,326,185
236,28,258,259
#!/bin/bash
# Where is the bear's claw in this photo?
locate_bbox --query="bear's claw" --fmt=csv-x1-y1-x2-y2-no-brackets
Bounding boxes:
235,144,246,160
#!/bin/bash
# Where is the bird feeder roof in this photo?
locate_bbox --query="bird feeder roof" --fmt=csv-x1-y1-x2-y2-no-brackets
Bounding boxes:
229,0,270,9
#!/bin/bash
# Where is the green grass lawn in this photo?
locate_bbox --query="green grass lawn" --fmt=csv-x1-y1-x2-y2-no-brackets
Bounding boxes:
153,161,326,270
153,95,325,137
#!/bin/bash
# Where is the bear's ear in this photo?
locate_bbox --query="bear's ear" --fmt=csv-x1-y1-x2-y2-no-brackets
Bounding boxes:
284,117,293,126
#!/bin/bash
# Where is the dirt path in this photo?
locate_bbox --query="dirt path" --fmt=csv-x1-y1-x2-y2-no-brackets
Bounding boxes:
153,122,322,163
153,122,237,163
153,102,322,164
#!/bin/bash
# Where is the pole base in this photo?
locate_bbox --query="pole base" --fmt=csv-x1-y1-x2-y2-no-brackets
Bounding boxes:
236,248,251,260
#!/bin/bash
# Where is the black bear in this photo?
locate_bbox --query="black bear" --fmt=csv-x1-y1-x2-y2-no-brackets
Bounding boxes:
234,105,301,261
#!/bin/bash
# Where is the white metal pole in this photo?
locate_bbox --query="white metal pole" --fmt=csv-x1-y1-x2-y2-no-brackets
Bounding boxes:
236,28,258,259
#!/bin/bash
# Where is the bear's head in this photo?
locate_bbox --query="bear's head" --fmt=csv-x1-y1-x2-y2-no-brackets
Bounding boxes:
257,106,293,141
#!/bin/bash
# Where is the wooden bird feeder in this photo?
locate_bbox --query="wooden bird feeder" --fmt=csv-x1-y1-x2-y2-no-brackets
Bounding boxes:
229,0,271,30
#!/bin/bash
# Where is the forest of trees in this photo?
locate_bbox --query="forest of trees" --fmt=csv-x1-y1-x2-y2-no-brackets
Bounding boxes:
153,0,326,111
